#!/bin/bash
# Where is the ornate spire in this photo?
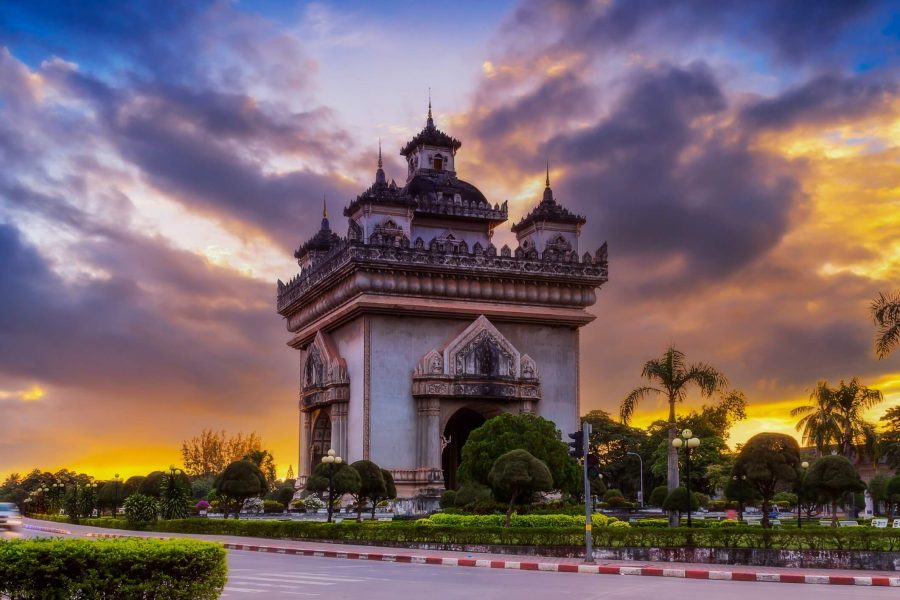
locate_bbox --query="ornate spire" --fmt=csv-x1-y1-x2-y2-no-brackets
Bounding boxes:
426,89,434,128
375,139,386,185
321,194,330,230
543,163,554,203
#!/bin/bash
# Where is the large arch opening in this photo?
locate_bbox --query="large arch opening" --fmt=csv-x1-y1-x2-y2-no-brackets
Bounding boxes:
310,412,332,470
441,408,486,490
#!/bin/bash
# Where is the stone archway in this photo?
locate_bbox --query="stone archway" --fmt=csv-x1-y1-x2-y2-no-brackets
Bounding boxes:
441,407,486,490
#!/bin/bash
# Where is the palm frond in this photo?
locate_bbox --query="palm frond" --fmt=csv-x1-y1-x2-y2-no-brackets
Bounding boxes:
620,386,660,424
683,362,728,398
875,323,900,359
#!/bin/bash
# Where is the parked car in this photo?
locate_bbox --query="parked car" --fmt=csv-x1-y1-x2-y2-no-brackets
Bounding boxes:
0,502,22,532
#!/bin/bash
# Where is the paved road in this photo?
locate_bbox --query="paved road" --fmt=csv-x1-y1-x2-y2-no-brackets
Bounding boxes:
9,526,898,599
221,550,898,599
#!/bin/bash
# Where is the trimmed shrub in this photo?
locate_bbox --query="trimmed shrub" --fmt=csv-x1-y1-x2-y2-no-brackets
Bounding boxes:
0,538,226,599
439,490,457,509
263,500,285,514
663,487,700,513
649,485,669,507
455,483,493,506
123,493,158,524
603,489,625,502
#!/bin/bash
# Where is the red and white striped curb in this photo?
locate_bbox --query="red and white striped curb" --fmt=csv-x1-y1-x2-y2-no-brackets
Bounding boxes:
222,543,900,587
23,524,71,535
84,532,171,540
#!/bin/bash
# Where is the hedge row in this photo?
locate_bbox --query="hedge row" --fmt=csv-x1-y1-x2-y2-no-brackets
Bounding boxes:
0,538,226,599
420,513,624,528
40,516,900,552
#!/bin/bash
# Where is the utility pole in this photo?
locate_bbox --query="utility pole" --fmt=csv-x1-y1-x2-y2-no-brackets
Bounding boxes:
582,420,593,563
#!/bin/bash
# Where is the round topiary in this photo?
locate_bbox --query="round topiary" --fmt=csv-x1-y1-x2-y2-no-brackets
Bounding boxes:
440,489,457,509
662,487,700,513
649,485,669,507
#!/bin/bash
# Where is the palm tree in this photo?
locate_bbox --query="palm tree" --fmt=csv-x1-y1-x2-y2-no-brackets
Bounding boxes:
619,346,728,513
872,291,900,359
791,379,882,459
832,378,883,460
791,381,842,455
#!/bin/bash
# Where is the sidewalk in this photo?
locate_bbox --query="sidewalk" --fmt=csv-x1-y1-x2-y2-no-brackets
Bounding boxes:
24,518,900,587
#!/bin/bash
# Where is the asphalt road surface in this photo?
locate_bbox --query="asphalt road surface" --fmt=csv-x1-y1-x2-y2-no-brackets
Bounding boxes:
8,527,898,599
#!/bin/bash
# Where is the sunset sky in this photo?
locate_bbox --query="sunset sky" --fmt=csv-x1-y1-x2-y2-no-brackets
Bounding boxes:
1,0,899,481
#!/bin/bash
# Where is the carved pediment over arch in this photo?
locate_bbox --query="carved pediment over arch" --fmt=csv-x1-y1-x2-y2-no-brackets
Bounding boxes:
413,316,541,401
300,330,350,410
369,218,409,247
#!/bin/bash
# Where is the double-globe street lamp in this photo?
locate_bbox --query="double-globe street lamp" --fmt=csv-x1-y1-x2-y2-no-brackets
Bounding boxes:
797,461,809,528
672,429,701,527
320,448,343,523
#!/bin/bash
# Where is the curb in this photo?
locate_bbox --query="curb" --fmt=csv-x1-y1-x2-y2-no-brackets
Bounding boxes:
84,533,172,540
23,524,71,535
222,543,900,587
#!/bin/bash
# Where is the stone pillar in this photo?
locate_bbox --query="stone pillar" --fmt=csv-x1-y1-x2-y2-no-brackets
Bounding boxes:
331,401,349,461
416,397,442,470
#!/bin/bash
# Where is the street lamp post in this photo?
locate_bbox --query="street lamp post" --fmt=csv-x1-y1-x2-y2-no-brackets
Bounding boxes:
732,474,748,522
797,461,809,529
320,448,343,523
626,451,644,508
113,473,121,518
672,429,701,528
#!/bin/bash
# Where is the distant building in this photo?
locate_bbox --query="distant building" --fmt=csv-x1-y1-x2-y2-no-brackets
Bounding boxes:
276,104,607,509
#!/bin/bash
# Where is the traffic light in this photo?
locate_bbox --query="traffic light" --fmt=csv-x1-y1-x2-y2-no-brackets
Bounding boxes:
568,431,584,458
586,453,601,479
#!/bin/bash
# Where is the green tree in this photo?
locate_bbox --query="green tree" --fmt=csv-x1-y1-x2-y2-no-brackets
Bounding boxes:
213,460,268,519
878,406,900,471
159,469,192,520
868,474,889,515
457,413,578,494
487,450,554,527
886,475,900,516
724,475,759,522
662,487,699,516
581,410,648,496
455,482,493,506
349,460,386,521
792,379,881,459
648,485,669,507
733,432,801,528
872,291,900,358
242,449,277,491
805,455,866,527
619,346,728,522
372,469,396,519
123,475,145,498
306,462,362,518
123,493,158,524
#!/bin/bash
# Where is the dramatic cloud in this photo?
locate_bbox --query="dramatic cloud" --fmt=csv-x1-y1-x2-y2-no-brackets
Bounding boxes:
1,0,899,480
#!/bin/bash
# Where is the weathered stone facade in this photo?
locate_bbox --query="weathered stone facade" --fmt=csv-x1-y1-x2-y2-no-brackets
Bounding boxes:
277,106,607,506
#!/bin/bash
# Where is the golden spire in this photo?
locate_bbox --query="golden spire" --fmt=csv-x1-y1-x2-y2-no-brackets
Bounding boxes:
545,161,550,188
378,138,383,168
428,87,432,120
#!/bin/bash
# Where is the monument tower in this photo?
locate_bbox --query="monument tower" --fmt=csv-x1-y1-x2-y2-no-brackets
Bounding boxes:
277,104,608,507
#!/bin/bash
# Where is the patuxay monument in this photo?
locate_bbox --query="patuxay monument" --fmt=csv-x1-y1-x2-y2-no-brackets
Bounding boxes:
277,104,608,508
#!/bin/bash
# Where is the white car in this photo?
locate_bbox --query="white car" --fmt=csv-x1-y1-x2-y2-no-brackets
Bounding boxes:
0,502,22,532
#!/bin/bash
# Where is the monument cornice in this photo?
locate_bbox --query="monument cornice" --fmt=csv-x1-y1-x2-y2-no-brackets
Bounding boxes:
277,241,607,323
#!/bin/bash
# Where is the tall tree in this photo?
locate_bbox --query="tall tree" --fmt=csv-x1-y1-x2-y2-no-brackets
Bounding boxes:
792,379,882,459
581,410,648,496
242,449,277,491
619,346,728,513
791,381,842,455
733,432,801,528
181,430,265,478
805,456,866,527
878,406,900,471
872,291,900,359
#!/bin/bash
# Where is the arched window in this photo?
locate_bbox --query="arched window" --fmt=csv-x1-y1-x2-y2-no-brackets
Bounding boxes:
311,413,332,468
433,154,444,171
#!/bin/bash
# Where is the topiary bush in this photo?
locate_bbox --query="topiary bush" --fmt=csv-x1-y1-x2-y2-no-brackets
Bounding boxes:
455,482,493,506
123,493,158,524
439,490,457,509
0,538,226,599
662,487,700,514
263,500,285,514
649,485,669,507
